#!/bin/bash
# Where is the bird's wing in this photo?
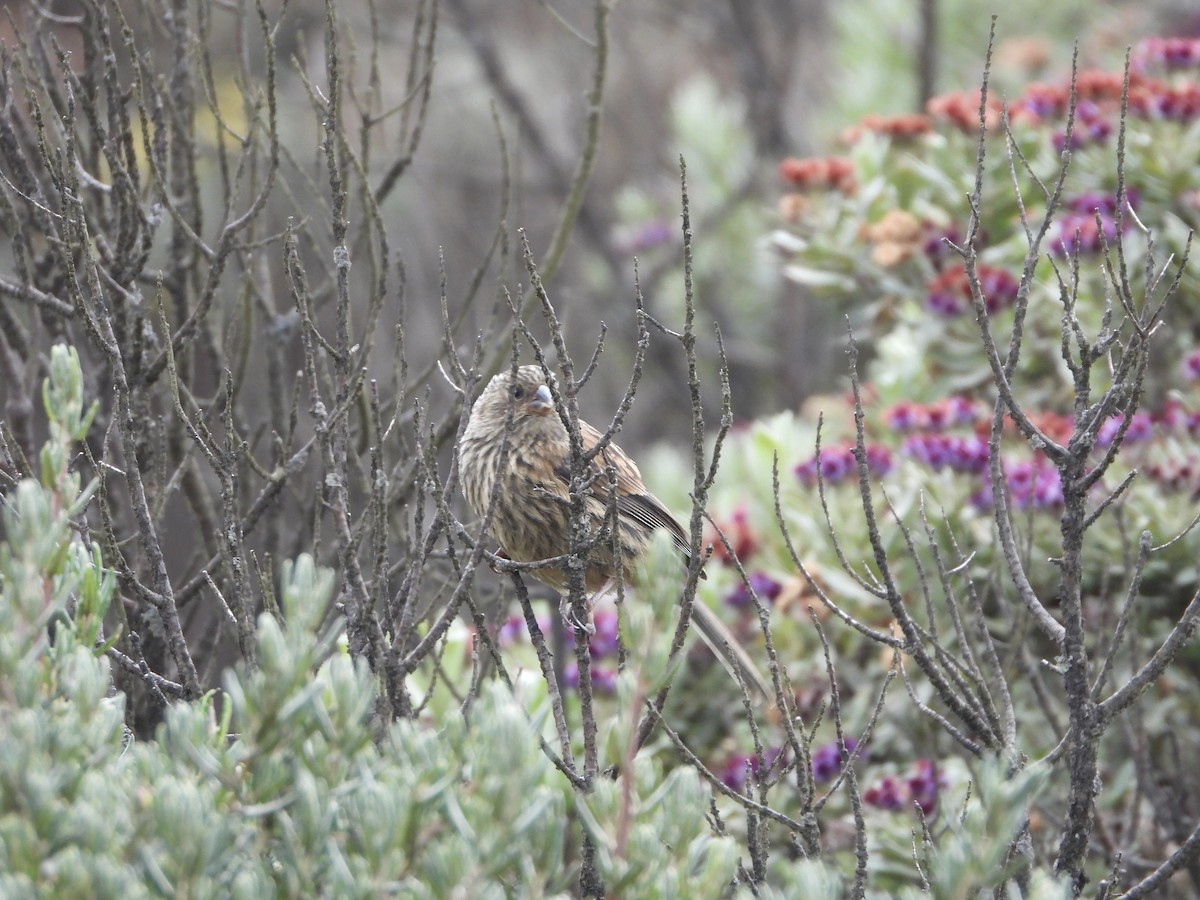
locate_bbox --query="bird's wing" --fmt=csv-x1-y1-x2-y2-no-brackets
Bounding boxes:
576,420,692,557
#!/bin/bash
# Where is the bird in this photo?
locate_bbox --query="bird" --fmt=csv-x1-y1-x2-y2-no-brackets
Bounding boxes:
458,364,772,700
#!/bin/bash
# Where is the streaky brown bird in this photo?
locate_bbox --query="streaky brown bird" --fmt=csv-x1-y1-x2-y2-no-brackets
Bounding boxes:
458,364,772,700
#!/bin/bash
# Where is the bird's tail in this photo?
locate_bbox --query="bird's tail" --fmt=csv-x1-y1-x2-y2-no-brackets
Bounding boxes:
689,602,775,704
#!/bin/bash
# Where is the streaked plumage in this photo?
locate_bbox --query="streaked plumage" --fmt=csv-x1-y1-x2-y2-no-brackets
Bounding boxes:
458,365,771,699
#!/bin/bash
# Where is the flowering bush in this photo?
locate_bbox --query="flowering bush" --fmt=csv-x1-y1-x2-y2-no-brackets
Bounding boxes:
775,39,1200,413
762,36,1200,602
630,33,1200,894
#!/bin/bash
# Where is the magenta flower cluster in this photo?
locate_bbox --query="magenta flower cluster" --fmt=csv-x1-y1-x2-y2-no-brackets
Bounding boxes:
864,759,946,815
1096,412,1154,448
500,609,622,695
794,444,893,486
902,432,990,474
811,737,859,782
1134,37,1200,71
725,571,784,610
885,396,979,432
1051,191,1137,257
720,747,789,793
1052,100,1113,152
925,264,1020,318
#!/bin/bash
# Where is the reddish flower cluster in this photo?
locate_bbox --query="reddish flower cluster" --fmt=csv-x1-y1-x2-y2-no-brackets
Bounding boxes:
778,156,857,194
843,113,933,144
1024,411,1075,445
1015,70,1136,123
1145,401,1200,495
1156,398,1200,432
1131,81,1200,122
934,58,1200,135
926,263,1019,317
707,505,759,565
1146,457,1200,493
1018,66,1200,125
926,89,1003,133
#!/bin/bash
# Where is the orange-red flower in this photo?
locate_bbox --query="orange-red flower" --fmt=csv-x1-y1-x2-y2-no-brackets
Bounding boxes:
843,113,933,144
926,90,1003,134
778,156,857,194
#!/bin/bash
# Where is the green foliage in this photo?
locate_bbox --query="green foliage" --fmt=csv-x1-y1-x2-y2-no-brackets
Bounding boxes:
582,764,739,897
0,351,746,896
611,74,778,341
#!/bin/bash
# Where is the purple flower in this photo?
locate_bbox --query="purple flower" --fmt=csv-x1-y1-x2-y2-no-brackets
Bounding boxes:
1182,350,1200,382
1052,191,1137,257
620,219,674,254
721,747,788,792
1135,37,1200,71
721,754,754,792
797,444,892,486
1096,413,1154,448
970,482,994,511
977,267,1019,313
921,223,961,270
726,572,784,609
865,444,894,476
589,610,620,659
1159,400,1187,430
864,760,948,815
498,614,526,647
927,284,965,317
1052,101,1113,151
953,435,991,472
903,433,952,469
941,396,979,428
902,433,989,473
819,447,856,482
796,446,853,485
1033,471,1064,507
1003,458,1063,509
885,401,928,432
794,458,818,485
591,666,618,694
811,737,858,782
563,663,618,695
926,264,1016,317
907,759,947,815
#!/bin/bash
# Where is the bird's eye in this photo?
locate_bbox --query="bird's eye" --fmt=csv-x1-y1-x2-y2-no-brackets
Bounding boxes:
512,385,525,400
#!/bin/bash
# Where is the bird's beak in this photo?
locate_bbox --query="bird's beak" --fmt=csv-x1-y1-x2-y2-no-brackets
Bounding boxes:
528,383,554,414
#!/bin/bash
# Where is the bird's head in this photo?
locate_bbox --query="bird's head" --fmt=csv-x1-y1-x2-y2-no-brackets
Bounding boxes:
472,365,559,431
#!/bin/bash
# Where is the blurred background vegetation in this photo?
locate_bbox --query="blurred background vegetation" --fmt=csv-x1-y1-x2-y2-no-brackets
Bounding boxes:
4,0,1200,895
